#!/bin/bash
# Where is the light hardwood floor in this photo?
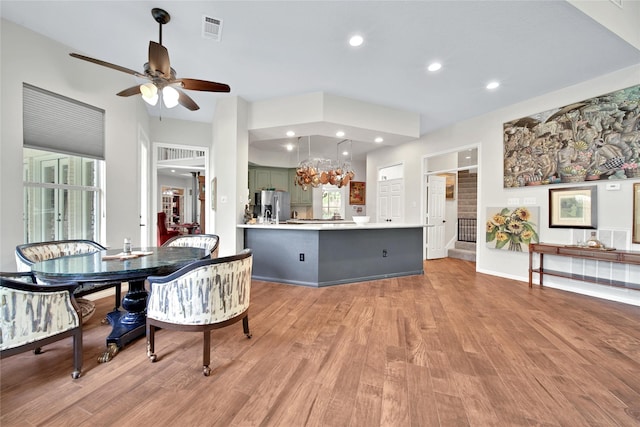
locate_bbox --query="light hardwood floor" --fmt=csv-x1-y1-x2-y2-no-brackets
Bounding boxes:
1,258,639,426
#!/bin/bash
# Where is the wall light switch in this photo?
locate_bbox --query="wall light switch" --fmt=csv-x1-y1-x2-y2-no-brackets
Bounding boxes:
523,197,536,205
507,198,520,206
605,183,620,191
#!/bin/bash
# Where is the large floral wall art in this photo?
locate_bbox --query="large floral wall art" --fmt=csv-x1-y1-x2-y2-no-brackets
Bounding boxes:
503,84,640,188
486,206,539,252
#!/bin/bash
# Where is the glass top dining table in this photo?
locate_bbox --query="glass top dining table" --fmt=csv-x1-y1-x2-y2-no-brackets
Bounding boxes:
32,246,208,283
32,246,208,362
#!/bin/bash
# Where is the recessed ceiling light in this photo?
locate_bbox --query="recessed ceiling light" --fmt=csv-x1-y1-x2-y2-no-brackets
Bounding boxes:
286,130,295,137
171,169,176,173
336,131,345,137
486,81,500,90
427,62,442,72
374,137,384,143
286,144,294,151
349,35,364,47
342,151,349,156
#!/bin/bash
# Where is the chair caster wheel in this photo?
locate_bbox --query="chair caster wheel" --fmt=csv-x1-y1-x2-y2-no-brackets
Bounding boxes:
71,370,81,379
203,366,211,376
245,333,252,339
34,347,43,355
149,354,157,363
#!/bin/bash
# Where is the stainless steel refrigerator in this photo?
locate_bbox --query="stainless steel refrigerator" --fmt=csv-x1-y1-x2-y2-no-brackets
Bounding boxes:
259,190,291,222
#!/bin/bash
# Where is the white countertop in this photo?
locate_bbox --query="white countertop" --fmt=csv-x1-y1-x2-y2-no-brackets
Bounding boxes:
238,222,430,231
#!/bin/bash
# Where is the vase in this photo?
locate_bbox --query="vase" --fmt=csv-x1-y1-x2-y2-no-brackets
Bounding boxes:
624,168,640,179
508,240,522,252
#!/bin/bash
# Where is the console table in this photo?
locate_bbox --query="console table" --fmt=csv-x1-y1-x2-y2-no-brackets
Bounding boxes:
529,243,640,291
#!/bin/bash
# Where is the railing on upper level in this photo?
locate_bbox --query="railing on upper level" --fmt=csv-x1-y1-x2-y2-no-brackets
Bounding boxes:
158,147,205,161
458,218,477,243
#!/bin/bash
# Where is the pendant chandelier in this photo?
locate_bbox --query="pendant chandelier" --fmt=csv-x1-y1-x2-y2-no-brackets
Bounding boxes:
294,136,355,190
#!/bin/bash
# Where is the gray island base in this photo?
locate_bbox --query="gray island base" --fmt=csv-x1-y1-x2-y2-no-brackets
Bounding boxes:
241,223,424,287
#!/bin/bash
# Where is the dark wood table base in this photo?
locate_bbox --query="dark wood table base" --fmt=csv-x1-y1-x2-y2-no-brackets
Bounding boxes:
98,279,148,363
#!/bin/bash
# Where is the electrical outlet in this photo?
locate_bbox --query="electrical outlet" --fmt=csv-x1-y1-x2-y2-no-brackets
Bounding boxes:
299,253,304,261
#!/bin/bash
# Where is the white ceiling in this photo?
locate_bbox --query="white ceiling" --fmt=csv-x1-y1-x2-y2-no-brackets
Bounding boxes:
2,1,639,164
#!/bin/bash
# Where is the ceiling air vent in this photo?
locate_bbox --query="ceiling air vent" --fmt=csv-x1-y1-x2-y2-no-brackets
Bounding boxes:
202,15,223,41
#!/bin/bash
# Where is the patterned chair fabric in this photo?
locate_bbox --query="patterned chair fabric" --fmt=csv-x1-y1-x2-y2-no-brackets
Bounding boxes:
146,249,252,376
15,240,106,271
0,273,83,379
15,240,121,314
161,234,220,259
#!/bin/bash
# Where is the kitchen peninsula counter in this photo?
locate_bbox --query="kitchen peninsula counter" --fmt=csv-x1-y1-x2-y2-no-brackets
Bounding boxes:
239,222,426,287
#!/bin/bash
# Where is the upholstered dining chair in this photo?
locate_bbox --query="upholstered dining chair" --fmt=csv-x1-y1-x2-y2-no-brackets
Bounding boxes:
157,212,180,245
15,239,121,319
0,272,83,379
145,249,253,376
161,234,220,258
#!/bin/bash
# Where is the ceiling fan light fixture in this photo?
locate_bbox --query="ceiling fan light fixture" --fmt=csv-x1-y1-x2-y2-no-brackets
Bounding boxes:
140,82,159,105
143,93,159,106
162,86,180,108
69,7,230,113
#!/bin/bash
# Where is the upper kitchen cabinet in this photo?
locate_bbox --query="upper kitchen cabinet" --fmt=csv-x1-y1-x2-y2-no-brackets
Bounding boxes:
289,169,312,206
249,167,290,203
249,166,312,206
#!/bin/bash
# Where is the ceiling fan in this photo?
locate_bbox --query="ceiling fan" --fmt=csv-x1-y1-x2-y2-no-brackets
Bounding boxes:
69,8,230,111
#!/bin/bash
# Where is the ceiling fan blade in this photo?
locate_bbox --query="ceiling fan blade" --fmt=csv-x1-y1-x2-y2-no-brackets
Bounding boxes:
116,85,143,97
69,53,144,77
176,88,200,111
148,41,171,78
177,78,231,93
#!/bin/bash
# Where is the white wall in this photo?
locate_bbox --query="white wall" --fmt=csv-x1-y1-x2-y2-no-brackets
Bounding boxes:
213,96,249,256
367,65,640,306
150,118,212,146
0,19,147,269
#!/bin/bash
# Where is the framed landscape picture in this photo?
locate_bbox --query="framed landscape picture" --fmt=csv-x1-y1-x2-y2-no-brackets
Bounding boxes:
549,186,597,229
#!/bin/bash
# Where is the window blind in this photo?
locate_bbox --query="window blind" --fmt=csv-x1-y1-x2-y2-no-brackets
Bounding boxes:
23,83,105,160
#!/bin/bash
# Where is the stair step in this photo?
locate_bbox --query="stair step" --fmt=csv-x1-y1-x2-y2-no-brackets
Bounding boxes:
448,248,476,262
455,241,476,251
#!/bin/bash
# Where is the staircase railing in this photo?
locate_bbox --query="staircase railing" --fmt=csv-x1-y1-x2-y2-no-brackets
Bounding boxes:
458,218,477,243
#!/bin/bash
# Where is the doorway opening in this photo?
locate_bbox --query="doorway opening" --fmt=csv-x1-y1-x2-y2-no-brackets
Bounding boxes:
423,146,478,260
151,143,209,245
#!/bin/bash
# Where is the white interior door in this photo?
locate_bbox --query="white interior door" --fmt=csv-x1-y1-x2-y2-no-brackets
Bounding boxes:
378,180,390,222
389,179,403,222
427,175,447,259
377,178,403,223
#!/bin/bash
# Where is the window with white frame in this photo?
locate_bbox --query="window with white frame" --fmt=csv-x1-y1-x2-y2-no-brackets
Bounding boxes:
321,185,345,219
22,84,105,243
23,149,103,242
